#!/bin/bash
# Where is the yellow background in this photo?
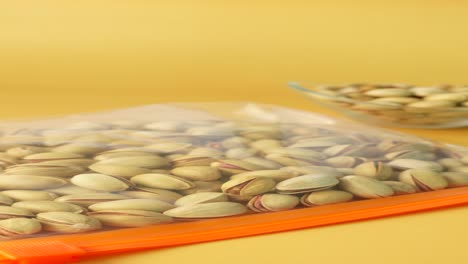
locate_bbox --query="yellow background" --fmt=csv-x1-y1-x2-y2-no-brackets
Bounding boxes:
1,1,468,263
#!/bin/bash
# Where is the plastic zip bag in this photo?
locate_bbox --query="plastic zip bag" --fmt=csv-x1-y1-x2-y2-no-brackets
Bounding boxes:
0,102,466,264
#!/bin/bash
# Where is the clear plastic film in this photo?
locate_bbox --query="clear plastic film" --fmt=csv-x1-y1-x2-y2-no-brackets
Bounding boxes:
0,103,467,264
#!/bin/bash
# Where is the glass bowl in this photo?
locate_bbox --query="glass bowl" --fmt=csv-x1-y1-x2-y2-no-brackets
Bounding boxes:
289,82,468,129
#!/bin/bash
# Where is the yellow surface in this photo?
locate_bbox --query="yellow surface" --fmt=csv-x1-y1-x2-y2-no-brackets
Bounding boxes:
1,1,468,263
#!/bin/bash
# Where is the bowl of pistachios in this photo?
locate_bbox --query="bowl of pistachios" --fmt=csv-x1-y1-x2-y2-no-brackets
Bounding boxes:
289,82,468,128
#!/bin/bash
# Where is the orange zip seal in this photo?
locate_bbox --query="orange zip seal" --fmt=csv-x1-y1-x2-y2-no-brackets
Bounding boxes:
1,187,468,264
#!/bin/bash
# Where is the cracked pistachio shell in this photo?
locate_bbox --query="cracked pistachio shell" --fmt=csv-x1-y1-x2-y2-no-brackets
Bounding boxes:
225,148,258,159
71,173,133,192
247,194,299,212
88,210,173,227
276,174,339,194
89,199,174,213
325,156,366,168
0,218,42,237
6,146,49,158
441,172,468,187
180,181,223,195
23,152,84,161
94,156,169,169
55,193,129,207
170,166,221,181
0,206,34,219
171,156,218,167
175,192,228,206
300,190,353,206
265,153,317,166
388,159,443,172
0,194,13,205
187,148,224,159
163,202,247,219
241,157,282,169
353,161,393,180
399,169,448,191
4,165,85,177
89,164,151,178
382,181,417,195
249,139,282,152
338,175,394,198
37,212,102,233
230,170,296,182
94,151,156,161
52,143,107,155
131,173,195,190
0,175,67,190
210,160,262,175
1,190,58,201
12,201,85,214
46,184,99,195
221,177,276,196
145,143,193,154
437,158,463,169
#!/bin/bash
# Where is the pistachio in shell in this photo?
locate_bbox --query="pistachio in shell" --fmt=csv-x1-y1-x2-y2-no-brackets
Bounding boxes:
221,177,276,197
353,161,393,180
338,175,394,198
55,193,130,207
0,175,67,190
399,169,448,191
210,159,263,175
163,202,247,219
388,159,443,172
94,156,169,169
300,190,353,206
0,206,34,219
89,198,175,213
36,212,102,233
0,218,42,237
88,210,173,227
276,174,339,194
12,200,85,214
382,181,417,195
441,172,468,187
175,192,228,206
248,194,299,212
170,166,221,181
88,164,151,178
71,173,134,192
131,173,195,190
230,170,296,182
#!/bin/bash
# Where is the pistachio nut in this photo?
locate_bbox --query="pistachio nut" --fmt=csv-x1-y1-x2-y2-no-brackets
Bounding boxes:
88,164,151,178
0,206,34,219
36,212,102,233
175,192,228,206
94,156,169,169
230,170,296,182
163,202,247,219
382,181,417,195
441,172,468,187
4,164,85,177
388,159,443,172
1,190,58,201
300,190,353,206
0,218,42,237
55,193,129,207
248,194,299,212
88,210,173,227
89,198,175,213
353,161,393,180
0,175,67,190
131,173,195,190
399,169,448,191
210,159,263,175
170,166,221,181
276,174,339,194
221,177,276,196
338,175,394,198
241,157,282,169
71,173,134,192
12,201,85,214
0,193,13,205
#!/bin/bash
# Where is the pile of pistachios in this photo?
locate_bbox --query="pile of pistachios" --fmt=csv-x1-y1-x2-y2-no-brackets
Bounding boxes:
309,84,468,126
0,120,467,239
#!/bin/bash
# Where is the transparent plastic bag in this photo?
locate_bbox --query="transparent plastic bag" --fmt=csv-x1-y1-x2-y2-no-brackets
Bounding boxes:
0,102,467,264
